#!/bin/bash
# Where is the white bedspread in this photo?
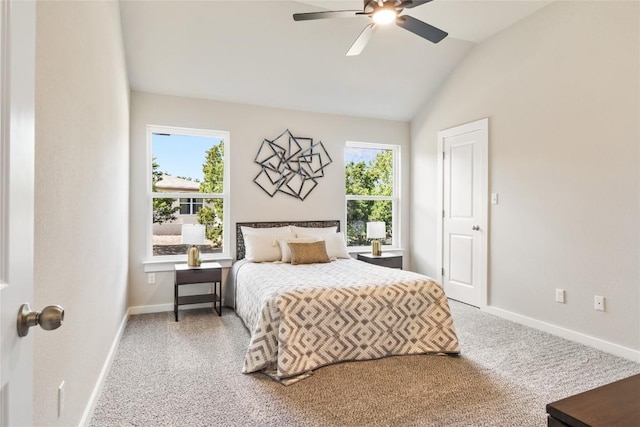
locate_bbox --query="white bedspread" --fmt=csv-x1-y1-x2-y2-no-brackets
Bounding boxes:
235,258,459,382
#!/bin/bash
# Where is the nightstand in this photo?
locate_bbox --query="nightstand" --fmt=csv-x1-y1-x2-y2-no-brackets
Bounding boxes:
357,253,402,269
546,374,640,426
174,262,222,321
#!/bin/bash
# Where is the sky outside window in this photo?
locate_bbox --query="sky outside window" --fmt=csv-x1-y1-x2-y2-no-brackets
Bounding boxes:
152,134,223,182
345,146,386,165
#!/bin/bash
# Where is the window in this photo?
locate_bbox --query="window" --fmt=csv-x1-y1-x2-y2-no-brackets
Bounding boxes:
345,142,399,248
179,198,203,215
148,125,230,259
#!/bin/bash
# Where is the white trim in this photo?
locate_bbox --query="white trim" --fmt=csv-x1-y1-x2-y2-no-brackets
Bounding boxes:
348,247,405,254
79,310,129,427
151,192,220,199
345,141,400,248
128,302,224,315
345,195,393,201
128,303,173,315
437,118,488,309
0,0,8,282
483,305,640,363
146,125,231,260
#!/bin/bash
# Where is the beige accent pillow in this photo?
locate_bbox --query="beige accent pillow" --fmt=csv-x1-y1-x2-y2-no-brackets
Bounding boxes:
288,241,331,265
290,225,337,236
245,232,295,262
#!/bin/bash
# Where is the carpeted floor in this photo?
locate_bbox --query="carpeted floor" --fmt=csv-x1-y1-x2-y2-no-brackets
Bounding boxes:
89,301,640,426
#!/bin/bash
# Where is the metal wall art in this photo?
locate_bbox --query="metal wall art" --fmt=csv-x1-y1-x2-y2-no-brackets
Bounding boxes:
254,129,332,201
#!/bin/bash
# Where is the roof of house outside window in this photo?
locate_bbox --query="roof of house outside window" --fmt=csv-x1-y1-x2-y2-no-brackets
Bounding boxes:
156,174,200,192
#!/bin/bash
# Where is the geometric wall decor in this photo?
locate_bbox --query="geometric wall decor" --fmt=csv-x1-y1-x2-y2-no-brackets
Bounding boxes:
253,129,332,201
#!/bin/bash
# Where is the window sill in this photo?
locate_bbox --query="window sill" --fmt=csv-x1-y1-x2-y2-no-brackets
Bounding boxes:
143,255,233,272
348,247,405,255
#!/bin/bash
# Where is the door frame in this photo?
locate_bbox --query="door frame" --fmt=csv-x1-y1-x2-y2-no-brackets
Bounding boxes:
436,118,489,309
0,0,36,425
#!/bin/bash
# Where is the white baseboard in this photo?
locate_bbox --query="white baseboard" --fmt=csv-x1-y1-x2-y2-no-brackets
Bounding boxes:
483,306,640,363
79,309,129,427
128,303,173,315
128,301,227,316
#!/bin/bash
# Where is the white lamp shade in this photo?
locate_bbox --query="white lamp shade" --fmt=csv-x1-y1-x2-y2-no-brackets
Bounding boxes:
366,221,386,239
181,224,205,245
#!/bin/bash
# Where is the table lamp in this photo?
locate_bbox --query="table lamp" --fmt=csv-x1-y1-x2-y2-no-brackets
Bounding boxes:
181,224,205,267
366,221,385,256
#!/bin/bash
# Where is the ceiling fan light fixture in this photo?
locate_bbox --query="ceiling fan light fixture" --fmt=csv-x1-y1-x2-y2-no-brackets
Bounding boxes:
293,0,448,56
372,8,397,25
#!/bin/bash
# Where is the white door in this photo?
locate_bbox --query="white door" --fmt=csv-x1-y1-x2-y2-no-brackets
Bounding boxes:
437,118,488,307
0,1,36,425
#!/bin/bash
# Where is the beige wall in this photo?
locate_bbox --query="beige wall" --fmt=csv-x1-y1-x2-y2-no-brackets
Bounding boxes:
410,1,639,353
129,91,410,309
34,1,130,426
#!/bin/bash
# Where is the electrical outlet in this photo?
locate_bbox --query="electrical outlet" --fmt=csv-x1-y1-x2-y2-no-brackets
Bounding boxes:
555,289,565,303
594,295,605,311
58,381,65,418
148,273,156,285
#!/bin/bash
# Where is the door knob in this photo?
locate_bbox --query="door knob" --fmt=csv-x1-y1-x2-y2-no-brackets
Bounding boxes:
17,303,65,337
472,225,480,231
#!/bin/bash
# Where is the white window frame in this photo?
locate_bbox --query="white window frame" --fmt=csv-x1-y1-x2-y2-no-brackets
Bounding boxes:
146,125,231,264
345,141,400,251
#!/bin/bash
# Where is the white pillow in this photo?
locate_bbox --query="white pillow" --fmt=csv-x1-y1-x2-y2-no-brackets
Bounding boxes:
241,225,292,236
323,232,351,259
291,225,338,236
298,232,350,260
278,237,322,262
244,232,295,262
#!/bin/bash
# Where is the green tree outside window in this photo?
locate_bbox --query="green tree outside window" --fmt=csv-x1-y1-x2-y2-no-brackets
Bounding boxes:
345,149,393,246
197,141,224,248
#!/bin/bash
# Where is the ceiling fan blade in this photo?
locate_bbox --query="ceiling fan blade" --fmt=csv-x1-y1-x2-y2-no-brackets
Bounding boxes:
293,10,359,21
401,0,434,9
346,23,376,56
396,15,447,43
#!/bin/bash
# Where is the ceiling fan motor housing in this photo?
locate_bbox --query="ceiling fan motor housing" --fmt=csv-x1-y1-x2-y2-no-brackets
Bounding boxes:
364,0,403,15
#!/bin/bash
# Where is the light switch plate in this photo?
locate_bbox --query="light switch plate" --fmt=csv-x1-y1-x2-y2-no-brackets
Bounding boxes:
58,381,65,417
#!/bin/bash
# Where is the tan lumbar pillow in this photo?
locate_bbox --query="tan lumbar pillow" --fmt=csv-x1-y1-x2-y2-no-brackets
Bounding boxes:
288,240,331,265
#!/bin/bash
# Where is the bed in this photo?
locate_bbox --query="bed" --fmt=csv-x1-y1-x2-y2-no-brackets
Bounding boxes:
233,220,460,384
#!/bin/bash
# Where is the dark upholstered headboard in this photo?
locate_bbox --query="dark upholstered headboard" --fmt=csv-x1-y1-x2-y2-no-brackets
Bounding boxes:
235,220,340,260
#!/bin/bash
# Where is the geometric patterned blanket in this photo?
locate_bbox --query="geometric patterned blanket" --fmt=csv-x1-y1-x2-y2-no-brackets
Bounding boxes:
235,259,459,384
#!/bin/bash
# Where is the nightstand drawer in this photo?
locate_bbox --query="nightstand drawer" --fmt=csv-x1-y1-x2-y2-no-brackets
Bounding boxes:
375,256,402,269
357,253,402,269
176,267,221,285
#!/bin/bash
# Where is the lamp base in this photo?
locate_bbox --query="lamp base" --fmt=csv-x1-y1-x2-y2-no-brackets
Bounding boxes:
187,245,200,267
371,240,382,256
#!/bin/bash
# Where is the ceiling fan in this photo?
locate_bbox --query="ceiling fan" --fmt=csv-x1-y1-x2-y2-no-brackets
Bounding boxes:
293,0,448,56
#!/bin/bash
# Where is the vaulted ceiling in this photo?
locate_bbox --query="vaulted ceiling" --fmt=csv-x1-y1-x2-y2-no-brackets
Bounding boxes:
120,0,552,121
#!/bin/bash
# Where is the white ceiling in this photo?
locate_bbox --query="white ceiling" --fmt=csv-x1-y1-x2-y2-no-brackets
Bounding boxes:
120,0,552,121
